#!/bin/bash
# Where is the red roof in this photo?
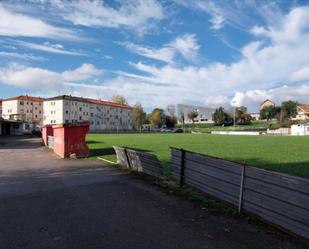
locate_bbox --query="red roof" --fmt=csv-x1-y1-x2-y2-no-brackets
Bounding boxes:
298,105,309,113
3,95,45,102
44,95,131,109
86,98,131,109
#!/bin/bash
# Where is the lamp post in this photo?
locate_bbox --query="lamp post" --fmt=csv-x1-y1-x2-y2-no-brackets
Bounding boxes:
231,100,236,130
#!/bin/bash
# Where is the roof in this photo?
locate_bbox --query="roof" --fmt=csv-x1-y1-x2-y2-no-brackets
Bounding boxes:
45,95,131,109
3,95,45,102
297,104,309,113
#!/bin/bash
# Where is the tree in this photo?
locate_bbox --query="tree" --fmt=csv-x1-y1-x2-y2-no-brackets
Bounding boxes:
238,113,253,125
187,109,198,123
111,95,128,105
213,107,232,126
150,108,165,128
132,103,146,131
260,106,280,120
281,100,298,118
165,115,177,128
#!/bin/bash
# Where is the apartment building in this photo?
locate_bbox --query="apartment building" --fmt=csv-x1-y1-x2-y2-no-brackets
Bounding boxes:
43,95,132,131
1,95,45,125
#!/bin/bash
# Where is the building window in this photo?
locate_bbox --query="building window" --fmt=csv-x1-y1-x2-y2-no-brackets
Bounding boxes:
65,120,69,123
20,101,24,105
90,113,94,117
35,115,38,118
79,107,82,111
97,121,99,125
65,110,69,114
79,116,82,120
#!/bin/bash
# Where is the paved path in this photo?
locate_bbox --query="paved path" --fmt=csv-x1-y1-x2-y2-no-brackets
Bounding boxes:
0,136,306,249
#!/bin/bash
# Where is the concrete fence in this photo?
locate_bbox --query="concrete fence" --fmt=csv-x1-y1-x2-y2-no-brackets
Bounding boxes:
113,146,164,178
171,147,309,239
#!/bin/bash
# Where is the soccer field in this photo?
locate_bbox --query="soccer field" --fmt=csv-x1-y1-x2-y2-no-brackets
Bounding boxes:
87,133,309,179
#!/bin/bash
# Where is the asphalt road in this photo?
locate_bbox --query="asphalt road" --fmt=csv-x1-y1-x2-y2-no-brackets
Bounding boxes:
0,136,306,249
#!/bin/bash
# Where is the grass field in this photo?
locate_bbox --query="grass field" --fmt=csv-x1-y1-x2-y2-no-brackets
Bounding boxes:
87,133,309,179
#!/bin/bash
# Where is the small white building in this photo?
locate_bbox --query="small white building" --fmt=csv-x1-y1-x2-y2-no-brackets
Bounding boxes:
291,124,309,136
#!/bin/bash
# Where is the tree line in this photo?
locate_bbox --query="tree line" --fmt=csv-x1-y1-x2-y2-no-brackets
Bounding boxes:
111,95,299,130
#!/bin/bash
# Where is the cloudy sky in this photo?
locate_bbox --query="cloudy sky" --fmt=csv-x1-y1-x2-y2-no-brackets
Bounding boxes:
1,0,309,112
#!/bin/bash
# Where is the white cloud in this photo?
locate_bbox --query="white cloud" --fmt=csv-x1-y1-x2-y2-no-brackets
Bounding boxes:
289,66,309,82
62,63,103,81
0,5,78,40
122,33,200,64
169,34,200,61
52,0,164,35
17,41,86,56
122,42,175,64
0,51,45,61
229,85,309,111
204,95,230,108
0,63,102,88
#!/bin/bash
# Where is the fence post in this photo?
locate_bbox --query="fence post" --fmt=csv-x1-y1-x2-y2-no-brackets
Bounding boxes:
238,164,246,213
124,148,131,168
180,148,186,187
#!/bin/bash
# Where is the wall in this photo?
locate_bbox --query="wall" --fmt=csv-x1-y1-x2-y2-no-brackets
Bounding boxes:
171,148,309,239
43,99,64,125
211,131,261,135
2,100,18,120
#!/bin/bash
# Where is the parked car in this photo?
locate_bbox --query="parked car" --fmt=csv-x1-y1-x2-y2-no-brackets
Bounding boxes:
172,128,184,133
160,128,172,133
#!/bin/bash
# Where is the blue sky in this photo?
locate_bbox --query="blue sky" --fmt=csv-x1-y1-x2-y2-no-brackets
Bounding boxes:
1,0,309,112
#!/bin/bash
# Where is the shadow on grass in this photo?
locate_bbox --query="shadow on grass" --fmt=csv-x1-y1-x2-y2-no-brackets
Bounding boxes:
87,141,103,144
89,147,115,157
89,146,153,157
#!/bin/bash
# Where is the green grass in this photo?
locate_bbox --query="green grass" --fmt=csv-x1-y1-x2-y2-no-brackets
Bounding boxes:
87,133,309,179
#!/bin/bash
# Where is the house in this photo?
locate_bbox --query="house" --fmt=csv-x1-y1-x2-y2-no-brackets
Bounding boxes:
250,113,260,120
1,95,45,125
294,105,309,121
259,99,275,111
43,95,132,131
291,124,309,136
177,104,215,124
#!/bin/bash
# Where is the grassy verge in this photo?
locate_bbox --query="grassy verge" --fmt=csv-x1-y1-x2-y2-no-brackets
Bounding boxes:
87,133,309,178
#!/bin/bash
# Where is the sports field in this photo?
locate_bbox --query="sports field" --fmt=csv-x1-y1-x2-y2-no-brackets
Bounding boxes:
87,133,309,179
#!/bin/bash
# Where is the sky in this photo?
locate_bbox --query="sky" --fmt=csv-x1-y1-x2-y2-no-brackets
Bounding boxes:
1,0,309,112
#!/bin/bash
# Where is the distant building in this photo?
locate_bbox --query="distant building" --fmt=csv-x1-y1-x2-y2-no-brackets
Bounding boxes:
294,105,309,121
177,104,215,124
250,113,260,120
1,95,45,125
43,95,132,131
0,99,2,116
259,99,275,111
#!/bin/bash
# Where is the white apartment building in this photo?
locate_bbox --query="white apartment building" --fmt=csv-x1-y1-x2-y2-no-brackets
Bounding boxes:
1,95,44,125
43,95,132,131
